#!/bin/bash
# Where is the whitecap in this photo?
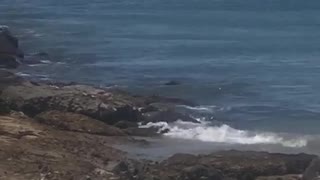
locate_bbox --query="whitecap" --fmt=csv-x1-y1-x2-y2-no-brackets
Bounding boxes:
15,72,31,77
140,120,307,148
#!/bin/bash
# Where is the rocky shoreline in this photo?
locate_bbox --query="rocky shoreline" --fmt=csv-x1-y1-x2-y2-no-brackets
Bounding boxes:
1,27,319,180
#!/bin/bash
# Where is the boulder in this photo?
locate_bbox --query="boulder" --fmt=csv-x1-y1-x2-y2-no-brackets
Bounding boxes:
0,26,23,69
35,110,126,136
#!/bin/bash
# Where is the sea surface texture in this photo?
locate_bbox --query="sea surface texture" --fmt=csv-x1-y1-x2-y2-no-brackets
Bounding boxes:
1,0,320,152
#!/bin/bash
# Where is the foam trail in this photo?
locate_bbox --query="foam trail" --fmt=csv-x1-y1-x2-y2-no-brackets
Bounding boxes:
140,121,307,148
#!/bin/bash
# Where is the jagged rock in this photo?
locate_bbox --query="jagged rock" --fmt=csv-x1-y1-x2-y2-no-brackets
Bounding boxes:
35,110,126,136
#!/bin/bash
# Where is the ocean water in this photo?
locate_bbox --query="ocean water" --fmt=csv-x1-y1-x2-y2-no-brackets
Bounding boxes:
1,0,320,151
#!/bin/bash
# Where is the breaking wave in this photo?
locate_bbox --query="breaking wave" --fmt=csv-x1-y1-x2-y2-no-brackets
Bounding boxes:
140,120,308,148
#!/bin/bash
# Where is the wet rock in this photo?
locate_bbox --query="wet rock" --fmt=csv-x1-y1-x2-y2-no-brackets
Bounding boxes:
0,26,23,69
35,110,126,136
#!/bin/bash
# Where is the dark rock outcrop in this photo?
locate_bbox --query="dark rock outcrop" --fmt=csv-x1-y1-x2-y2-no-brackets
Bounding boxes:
0,81,200,127
0,83,143,125
133,151,316,180
0,26,23,69
35,110,126,136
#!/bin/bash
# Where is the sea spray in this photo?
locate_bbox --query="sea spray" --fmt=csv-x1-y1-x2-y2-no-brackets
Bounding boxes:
140,120,308,148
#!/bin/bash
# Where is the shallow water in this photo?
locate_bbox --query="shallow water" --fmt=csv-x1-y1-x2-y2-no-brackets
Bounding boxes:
1,0,320,152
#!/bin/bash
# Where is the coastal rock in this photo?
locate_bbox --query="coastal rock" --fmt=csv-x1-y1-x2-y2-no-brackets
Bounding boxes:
0,114,127,180
0,26,23,68
137,151,316,180
0,83,143,124
0,80,200,127
35,110,126,136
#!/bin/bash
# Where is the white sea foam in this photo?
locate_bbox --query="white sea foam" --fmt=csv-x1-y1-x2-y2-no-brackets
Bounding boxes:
16,72,31,77
140,120,307,148
177,105,232,113
40,60,52,64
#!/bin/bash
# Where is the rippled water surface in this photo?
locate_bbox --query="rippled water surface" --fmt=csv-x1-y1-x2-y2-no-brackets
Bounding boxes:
1,0,320,137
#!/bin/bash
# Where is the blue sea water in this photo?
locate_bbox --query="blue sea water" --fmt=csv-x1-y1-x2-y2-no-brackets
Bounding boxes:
1,0,320,138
